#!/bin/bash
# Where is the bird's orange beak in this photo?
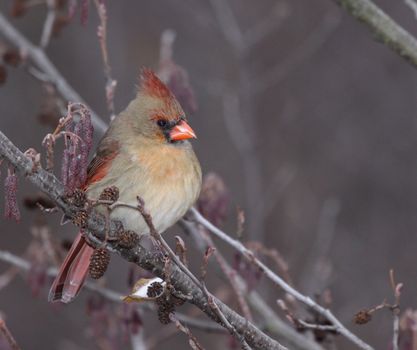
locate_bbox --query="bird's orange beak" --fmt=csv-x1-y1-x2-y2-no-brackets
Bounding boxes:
170,120,197,141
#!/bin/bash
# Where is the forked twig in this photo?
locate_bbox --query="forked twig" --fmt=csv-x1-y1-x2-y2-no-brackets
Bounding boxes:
0,318,20,350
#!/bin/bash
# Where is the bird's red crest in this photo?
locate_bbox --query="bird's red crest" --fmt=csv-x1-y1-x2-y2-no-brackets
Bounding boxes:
140,68,173,100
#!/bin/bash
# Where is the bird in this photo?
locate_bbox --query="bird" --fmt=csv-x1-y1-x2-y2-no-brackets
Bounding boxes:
49,69,202,303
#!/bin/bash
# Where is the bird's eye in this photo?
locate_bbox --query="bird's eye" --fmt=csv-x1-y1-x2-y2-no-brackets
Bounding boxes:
157,119,168,128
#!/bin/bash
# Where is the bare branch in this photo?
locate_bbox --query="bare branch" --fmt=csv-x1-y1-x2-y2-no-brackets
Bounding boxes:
40,0,56,48
130,332,147,350
209,0,245,54
332,0,417,70
404,0,417,19
392,308,400,350
389,270,402,350
169,314,205,350
180,219,325,350
200,229,253,322
202,283,252,350
190,207,373,350
174,314,226,334
299,198,340,294
221,91,252,154
93,0,117,120
134,199,255,350
0,317,20,350
0,130,285,350
277,299,338,334
0,248,225,334
0,11,107,134
0,267,18,291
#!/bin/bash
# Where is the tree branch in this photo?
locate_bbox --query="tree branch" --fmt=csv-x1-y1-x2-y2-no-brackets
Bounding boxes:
0,130,286,350
189,208,374,350
332,0,417,69
39,0,56,49
404,0,417,19
0,317,20,350
0,249,226,334
180,219,325,350
0,11,107,134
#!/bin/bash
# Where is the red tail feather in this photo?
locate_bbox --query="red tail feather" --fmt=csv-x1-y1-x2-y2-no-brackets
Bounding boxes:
48,233,94,303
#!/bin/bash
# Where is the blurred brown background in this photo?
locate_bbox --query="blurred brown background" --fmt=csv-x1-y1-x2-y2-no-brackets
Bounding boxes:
1,0,417,349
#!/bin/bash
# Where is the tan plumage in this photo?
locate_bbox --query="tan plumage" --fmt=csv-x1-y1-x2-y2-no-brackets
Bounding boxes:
88,73,202,233
49,69,201,303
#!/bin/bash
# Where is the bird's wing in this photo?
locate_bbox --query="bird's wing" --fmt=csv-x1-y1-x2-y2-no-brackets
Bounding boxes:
85,138,119,187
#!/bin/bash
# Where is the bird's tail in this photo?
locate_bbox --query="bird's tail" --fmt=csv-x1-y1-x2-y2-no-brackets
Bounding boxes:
48,232,94,303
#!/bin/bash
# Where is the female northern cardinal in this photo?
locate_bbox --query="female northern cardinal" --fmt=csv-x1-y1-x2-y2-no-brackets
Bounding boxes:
49,69,202,303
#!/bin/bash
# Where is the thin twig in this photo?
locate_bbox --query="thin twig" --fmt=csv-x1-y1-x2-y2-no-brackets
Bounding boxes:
103,199,206,292
134,198,255,350
333,0,417,70
404,0,417,19
199,229,253,322
297,320,337,332
190,207,373,350
0,318,20,350
389,269,402,350
93,0,117,120
0,267,18,291
169,314,205,350
300,198,340,294
277,299,338,333
0,249,226,334
0,131,284,350
0,11,107,134
40,0,56,48
209,0,245,54
180,219,325,350
202,284,252,350
130,332,147,350
209,0,293,242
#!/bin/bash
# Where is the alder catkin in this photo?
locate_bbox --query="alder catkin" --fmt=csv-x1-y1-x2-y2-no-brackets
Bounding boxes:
156,297,175,325
89,248,111,279
99,186,120,203
147,282,164,298
72,210,88,228
353,309,372,325
117,230,139,249
68,189,87,207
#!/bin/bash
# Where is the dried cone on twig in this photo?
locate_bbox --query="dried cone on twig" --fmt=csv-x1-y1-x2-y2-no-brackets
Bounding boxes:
353,309,372,325
147,281,164,298
49,69,201,304
66,189,87,207
72,210,88,228
89,248,110,279
99,186,119,203
156,297,176,325
118,230,139,249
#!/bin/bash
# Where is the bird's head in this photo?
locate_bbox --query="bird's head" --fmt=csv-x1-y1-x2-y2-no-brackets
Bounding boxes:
125,68,196,145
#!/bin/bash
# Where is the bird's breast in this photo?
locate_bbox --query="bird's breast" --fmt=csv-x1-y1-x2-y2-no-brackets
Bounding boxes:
87,143,201,235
